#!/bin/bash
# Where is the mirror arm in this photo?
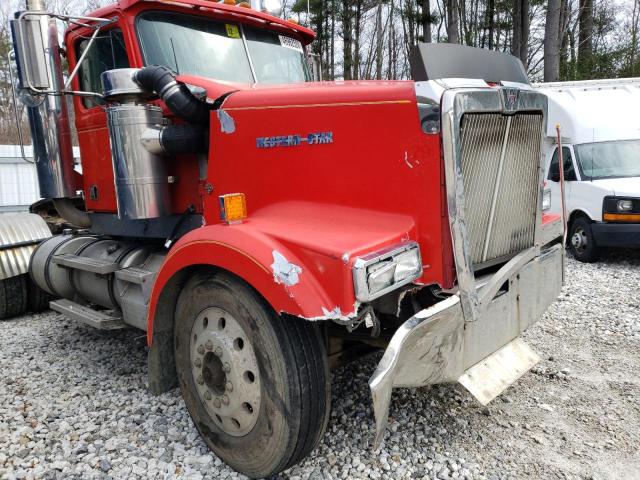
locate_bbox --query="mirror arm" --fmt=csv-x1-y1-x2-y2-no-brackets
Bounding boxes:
64,24,102,90
15,10,115,94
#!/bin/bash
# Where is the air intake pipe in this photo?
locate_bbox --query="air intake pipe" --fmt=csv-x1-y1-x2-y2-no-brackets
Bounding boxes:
134,66,210,124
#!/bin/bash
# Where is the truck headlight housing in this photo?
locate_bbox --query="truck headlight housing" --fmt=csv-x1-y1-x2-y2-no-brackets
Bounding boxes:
353,242,423,302
542,188,552,212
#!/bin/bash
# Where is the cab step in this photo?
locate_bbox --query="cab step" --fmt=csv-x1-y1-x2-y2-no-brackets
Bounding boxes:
51,254,119,275
50,299,127,330
114,266,155,285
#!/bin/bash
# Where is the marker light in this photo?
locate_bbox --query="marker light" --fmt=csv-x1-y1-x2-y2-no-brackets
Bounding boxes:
219,193,247,224
353,242,423,302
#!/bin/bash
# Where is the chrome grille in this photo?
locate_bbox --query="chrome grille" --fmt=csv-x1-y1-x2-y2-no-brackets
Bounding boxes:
459,113,543,266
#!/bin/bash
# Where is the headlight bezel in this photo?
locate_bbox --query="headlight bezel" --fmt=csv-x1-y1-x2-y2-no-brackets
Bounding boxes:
352,241,423,302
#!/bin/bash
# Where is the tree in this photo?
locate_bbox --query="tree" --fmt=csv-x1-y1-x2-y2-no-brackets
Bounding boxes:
342,0,353,80
422,0,432,43
544,0,562,81
512,0,530,67
577,0,593,79
446,0,459,44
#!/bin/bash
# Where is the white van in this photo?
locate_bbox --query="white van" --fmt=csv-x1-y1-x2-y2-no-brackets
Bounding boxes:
534,78,640,262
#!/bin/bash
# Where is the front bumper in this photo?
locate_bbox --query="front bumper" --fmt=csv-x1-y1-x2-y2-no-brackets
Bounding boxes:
592,222,640,248
369,243,564,446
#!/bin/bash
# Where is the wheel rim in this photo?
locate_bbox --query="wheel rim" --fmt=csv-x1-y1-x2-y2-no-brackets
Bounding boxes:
190,307,261,437
571,227,588,253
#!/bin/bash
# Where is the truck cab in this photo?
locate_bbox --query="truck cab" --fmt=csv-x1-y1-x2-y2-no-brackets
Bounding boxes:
536,79,640,262
10,2,564,477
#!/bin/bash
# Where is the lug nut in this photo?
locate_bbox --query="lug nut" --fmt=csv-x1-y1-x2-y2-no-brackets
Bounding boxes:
222,395,230,406
223,363,231,373
197,345,205,355
205,340,213,350
194,358,202,368
214,347,223,357
213,398,221,408
226,381,233,392
196,375,204,385
204,390,212,400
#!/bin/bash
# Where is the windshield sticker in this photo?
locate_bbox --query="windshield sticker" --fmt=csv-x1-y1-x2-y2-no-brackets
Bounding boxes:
279,35,304,53
225,24,241,39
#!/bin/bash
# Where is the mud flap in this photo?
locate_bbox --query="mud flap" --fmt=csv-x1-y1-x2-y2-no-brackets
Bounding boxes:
458,338,539,406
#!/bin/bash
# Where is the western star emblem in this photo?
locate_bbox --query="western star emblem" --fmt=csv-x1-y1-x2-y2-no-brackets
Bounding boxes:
503,88,519,111
256,132,333,148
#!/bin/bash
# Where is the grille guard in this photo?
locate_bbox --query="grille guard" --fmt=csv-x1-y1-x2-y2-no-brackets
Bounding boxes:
367,87,558,448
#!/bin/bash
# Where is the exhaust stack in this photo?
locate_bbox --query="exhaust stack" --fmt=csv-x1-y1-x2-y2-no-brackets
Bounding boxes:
10,1,76,199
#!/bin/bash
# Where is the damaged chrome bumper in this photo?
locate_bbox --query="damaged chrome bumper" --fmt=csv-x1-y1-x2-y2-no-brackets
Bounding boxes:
369,242,564,447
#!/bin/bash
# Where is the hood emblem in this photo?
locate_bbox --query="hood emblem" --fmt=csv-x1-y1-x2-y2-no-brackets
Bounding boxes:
256,132,333,148
503,88,520,111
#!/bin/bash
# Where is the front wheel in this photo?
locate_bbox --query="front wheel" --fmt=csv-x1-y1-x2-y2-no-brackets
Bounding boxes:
174,271,330,479
568,217,600,263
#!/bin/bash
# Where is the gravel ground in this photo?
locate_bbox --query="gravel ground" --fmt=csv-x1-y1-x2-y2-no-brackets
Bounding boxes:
1,249,639,480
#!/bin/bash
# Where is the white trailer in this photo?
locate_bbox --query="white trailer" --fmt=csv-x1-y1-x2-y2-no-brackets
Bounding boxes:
534,78,640,262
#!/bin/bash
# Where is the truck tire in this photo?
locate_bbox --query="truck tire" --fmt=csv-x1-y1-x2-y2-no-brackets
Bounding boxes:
568,217,600,263
0,275,28,320
26,277,53,312
174,271,330,479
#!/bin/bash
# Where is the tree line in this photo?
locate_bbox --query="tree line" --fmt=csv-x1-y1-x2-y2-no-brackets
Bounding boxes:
288,0,640,82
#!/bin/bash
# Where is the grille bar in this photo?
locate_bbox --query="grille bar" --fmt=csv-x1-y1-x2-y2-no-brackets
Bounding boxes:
459,113,543,267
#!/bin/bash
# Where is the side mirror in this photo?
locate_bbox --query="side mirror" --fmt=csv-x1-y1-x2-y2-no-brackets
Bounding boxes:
308,53,323,82
10,13,53,91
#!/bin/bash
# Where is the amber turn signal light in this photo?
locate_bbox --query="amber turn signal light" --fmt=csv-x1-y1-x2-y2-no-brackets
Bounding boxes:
219,193,247,224
603,213,640,223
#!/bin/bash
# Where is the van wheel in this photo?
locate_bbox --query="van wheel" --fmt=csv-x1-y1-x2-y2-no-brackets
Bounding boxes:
0,275,28,320
174,272,330,479
568,217,600,263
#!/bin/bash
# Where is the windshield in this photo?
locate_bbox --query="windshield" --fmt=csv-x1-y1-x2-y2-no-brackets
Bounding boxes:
136,11,311,84
575,140,640,180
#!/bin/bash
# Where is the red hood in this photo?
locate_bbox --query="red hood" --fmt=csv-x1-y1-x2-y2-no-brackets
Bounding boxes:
176,76,418,108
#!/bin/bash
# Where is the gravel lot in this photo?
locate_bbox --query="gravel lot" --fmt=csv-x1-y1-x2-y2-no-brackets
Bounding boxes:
1,250,639,480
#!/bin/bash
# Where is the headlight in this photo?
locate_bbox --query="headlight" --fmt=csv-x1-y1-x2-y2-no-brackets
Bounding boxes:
353,242,423,302
617,199,634,212
542,188,552,212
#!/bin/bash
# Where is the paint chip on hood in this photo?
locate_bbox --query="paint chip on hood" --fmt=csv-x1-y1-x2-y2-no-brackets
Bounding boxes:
217,109,236,134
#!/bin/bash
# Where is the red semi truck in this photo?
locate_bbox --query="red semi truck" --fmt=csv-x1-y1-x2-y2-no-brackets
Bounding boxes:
8,0,564,477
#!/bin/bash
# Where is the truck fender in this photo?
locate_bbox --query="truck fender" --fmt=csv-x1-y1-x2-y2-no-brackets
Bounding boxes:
146,224,339,393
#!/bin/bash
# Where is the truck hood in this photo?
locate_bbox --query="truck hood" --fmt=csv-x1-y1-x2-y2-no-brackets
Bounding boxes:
175,75,418,109
589,177,640,197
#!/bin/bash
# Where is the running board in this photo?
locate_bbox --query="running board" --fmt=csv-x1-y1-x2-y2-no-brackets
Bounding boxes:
51,254,119,275
50,299,127,330
458,338,540,405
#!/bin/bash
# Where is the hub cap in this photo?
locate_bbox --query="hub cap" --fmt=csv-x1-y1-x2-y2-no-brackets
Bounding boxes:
190,307,261,436
571,227,588,253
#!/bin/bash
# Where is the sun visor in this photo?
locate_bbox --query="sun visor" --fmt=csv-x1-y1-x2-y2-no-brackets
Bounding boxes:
410,43,529,85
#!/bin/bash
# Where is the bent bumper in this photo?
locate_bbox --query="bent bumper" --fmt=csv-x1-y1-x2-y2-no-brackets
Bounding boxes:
592,222,640,248
369,243,564,447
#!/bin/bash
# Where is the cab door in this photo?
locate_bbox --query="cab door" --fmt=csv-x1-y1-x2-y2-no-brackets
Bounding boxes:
546,145,579,217
70,25,132,213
